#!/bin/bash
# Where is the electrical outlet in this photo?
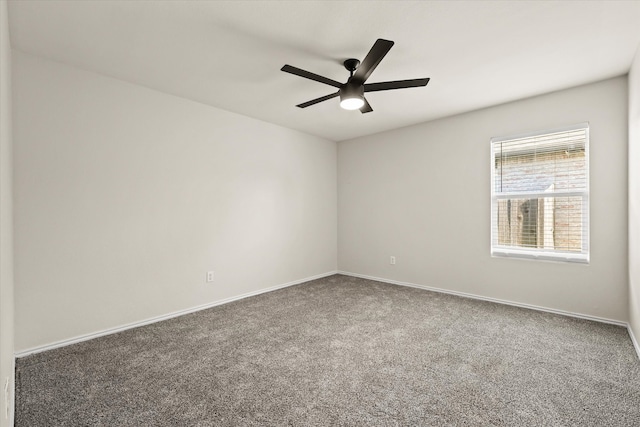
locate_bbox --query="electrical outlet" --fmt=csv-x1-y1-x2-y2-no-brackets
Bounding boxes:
206,271,215,282
390,256,396,265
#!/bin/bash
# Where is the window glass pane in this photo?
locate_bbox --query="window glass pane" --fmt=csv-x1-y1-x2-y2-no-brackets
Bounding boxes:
491,124,588,262
495,196,583,253
494,141,586,194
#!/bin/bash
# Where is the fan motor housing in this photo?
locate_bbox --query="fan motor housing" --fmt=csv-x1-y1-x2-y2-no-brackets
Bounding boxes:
341,81,364,97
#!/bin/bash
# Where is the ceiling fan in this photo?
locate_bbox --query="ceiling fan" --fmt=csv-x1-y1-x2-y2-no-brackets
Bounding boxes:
281,39,430,114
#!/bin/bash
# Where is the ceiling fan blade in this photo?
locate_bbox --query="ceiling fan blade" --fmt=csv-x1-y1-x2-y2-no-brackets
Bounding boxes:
296,92,339,108
360,98,373,114
364,78,430,92
352,39,394,83
281,65,342,88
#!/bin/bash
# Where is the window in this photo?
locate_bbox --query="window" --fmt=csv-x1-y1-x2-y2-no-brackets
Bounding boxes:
491,123,589,263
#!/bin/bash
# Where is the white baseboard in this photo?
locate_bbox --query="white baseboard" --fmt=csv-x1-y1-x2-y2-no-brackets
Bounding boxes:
628,325,640,360
10,358,14,426
16,270,637,362
337,271,628,327
6,358,14,426
15,271,338,358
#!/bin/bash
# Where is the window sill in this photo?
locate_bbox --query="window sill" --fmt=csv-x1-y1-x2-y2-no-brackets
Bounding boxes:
491,248,589,264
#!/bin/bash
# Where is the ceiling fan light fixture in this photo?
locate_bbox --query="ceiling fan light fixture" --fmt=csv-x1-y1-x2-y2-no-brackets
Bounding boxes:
339,84,365,110
340,96,365,110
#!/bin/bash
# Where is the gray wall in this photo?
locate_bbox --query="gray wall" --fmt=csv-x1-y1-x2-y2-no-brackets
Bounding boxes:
8,33,638,386
630,46,640,346
0,0,14,424
338,77,628,322
13,52,337,352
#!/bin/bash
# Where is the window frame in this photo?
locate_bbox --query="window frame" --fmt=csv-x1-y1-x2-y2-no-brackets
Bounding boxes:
490,122,590,264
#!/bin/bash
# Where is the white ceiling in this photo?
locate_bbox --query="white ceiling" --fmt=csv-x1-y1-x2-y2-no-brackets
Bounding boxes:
8,1,640,142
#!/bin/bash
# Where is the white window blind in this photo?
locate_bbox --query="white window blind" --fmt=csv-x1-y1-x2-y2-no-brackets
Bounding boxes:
490,123,589,263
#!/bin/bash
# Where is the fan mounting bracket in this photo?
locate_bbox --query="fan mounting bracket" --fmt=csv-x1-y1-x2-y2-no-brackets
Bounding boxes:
343,58,360,75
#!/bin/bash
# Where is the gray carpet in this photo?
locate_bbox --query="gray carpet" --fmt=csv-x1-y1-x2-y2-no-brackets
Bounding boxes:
15,274,640,426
